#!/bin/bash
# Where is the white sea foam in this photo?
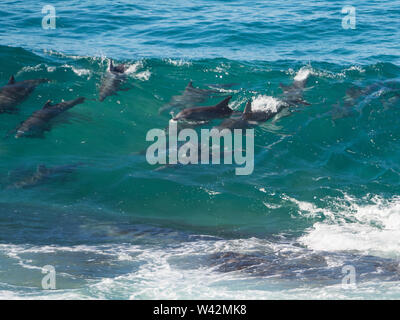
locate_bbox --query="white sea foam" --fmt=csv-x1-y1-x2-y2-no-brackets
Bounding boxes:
0,195,399,300
299,195,400,258
294,67,311,82
123,61,151,81
16,64,46,76
124,61,142,74
0,232,399,299
251,95,284,113
165,59,192,67
61,64,91,77
134,70,151,81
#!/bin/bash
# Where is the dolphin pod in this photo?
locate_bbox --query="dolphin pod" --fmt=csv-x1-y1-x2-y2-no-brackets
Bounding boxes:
2,61,315,184
0,76,48,113
14,97,85,138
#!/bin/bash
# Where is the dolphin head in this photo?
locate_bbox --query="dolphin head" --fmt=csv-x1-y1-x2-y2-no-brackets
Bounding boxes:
173,109,191,121
109,60,126,74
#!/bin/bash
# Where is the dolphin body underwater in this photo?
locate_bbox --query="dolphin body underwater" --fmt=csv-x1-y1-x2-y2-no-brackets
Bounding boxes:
333,80,400,119
9,163,82,189
279,69,311,107
98,61,128,102
158,81,217,115
0,76,48,113
14,97,85,138
173,96,233,121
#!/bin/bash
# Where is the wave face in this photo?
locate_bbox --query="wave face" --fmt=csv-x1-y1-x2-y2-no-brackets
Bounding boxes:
0,0,400,299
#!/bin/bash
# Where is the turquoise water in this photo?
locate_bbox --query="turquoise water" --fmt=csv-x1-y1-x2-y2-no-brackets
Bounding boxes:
0,0,400,299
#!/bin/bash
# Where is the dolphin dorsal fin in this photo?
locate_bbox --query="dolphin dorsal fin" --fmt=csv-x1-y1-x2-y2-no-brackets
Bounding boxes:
186,81,193,89
43,100,53,108
215,96,232,109
244,100,252,114
109,60,114,71
8,75,15,85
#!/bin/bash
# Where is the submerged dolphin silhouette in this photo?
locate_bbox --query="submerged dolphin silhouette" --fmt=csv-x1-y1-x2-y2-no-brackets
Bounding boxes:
0,76,48,113
158,81,216,115
99,61,128,102
14,97,85,138
173,96,233,121
9,163,82,189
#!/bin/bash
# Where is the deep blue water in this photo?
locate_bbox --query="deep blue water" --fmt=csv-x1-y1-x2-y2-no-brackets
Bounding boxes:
0,0,399,299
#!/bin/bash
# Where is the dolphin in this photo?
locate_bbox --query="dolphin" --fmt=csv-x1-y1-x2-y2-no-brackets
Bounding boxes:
216,100,282,131
381,89,400,110
279,69,311,107
14,97,85,138
9,163,82,189
332,82,395,120
173,96,233,122
158,81,216,115
0,76,48,113
98,61,128,102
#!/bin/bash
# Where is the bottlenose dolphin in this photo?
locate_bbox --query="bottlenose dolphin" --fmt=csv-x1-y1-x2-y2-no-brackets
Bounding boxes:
216,100,283,131
332,81,396,120
173,96,233,121
381,89,400,110
9,163,82,189
158,81,216,115
14,97,85,138
0,76,48,113
279,69,311,107
99,61,128,102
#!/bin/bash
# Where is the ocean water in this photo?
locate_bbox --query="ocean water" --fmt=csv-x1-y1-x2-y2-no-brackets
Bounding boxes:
0,0,400,299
